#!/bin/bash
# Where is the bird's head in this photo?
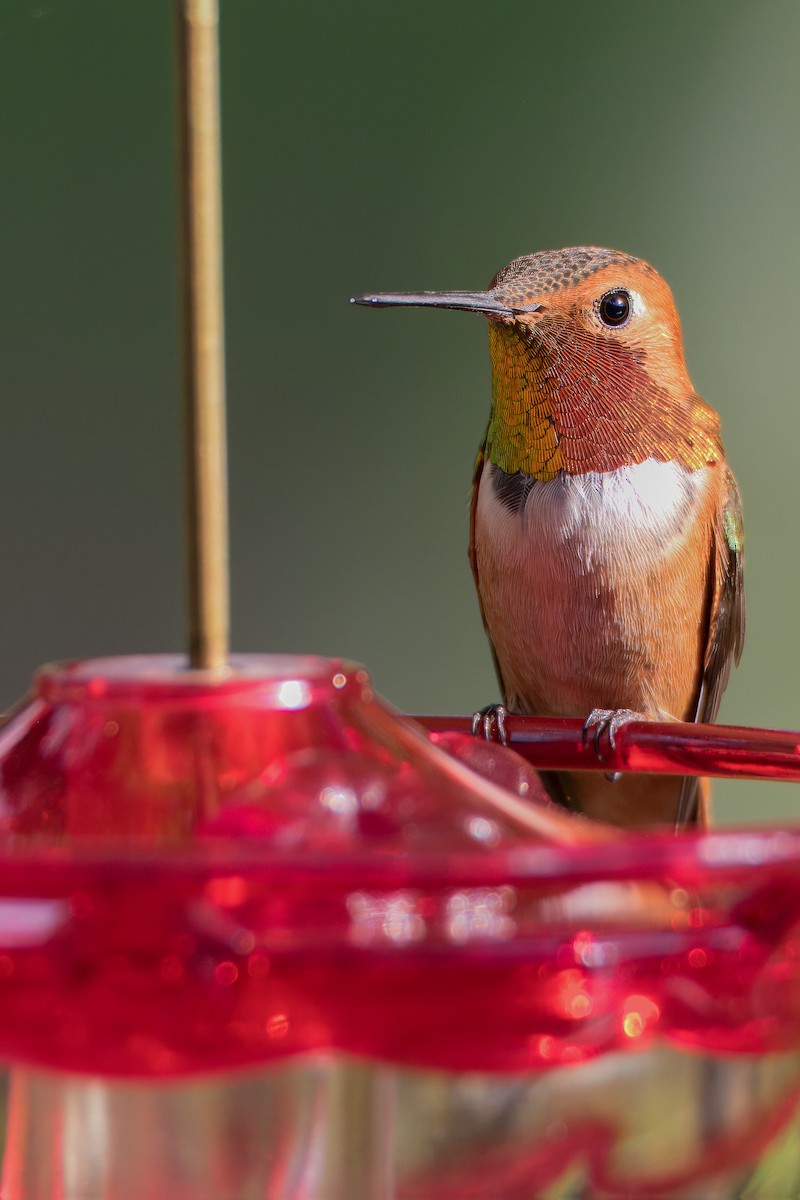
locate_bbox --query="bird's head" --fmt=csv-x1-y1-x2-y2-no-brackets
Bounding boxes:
353,247,722,479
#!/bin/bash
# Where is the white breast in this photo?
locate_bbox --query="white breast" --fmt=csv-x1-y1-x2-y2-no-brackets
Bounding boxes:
474,458,715,717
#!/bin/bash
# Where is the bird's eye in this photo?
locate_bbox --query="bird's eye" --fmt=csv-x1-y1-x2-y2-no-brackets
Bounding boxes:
598,290,631,328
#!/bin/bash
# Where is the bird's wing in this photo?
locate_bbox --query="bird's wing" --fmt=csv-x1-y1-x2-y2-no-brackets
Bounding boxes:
469,437,509,704
694,465,746,724
678,466,745,823
467,440,485,596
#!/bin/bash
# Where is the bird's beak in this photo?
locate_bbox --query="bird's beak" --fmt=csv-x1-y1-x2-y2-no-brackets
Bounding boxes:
350,290,541,320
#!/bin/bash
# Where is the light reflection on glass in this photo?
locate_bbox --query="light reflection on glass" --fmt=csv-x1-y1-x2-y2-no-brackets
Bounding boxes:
275,680,311,710
0,900,69,947
347,891,426,947
464,815,500,846
445,888,516,944
621,995,660,1040
320,786,357,816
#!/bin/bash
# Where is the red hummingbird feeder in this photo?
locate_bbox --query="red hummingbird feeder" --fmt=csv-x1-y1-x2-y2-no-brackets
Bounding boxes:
1,3,800,1197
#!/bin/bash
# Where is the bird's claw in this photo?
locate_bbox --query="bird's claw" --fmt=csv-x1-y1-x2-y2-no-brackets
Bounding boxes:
471,703,509,746
582,708,641,762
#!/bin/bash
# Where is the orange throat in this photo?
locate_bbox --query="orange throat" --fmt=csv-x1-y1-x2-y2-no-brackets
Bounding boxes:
486,321,722,481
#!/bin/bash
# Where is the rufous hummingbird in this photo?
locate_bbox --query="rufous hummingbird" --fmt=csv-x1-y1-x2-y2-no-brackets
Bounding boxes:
352,247,744,829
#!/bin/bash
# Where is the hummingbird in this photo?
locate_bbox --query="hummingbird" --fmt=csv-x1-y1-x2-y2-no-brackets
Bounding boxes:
352,247,744,829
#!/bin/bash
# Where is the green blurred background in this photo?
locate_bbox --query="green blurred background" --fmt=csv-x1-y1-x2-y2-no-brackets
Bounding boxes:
1,0,798,821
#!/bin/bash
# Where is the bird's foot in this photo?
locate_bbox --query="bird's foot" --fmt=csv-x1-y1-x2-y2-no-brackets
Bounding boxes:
471,703,509,746
582,708,643,762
